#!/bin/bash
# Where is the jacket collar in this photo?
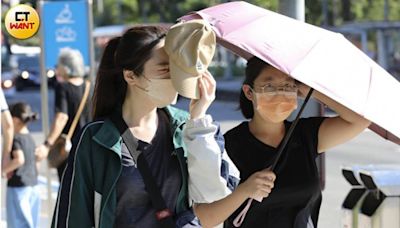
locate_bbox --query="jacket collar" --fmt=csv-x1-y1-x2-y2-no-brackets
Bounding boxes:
92,106,189,156
92,119,122,156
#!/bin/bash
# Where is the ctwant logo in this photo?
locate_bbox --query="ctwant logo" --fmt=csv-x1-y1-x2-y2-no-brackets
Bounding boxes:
5,4,40,39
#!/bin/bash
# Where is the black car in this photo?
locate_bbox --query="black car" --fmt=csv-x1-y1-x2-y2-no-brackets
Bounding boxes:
14,54,56,91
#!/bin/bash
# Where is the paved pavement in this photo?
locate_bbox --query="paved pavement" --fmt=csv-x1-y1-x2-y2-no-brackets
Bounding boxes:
2,83,400,227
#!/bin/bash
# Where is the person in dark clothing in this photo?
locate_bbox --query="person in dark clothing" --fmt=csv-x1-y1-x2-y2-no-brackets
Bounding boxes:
35,48,91,181
224,57,371,228
3,102,40,228
51,25,275,228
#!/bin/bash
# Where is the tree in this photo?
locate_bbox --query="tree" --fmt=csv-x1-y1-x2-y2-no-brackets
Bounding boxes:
352,0,400,21
91,0,400,27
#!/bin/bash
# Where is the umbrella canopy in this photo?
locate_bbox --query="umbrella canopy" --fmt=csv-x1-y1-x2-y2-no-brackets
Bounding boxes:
180,1,400,145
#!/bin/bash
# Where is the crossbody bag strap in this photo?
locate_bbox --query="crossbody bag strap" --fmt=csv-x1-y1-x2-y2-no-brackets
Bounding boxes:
111,113,175,228
66,80,91,140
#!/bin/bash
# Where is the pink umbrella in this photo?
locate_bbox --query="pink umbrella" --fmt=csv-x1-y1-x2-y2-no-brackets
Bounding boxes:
180,1,400,145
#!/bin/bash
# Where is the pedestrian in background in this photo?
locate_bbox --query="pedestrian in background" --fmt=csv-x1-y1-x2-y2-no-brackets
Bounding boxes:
35,48,91,180
3,102,40,228
1,89,14,172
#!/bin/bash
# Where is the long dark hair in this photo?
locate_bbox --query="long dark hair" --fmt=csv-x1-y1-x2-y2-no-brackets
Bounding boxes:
10,102,39,124
92,26,167,119
239,57,272,119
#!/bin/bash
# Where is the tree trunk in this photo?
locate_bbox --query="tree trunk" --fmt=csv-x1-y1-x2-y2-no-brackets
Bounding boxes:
138,0,148,22
341,0,353,22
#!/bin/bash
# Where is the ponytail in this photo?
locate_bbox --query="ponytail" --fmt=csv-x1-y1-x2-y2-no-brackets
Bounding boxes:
92,37,127,119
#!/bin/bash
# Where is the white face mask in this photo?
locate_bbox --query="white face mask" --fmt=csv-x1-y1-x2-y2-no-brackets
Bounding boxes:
136,76,178,108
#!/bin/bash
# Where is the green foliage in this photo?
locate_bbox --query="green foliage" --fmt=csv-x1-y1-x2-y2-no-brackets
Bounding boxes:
93,0,279,26
352,0,400,21
91,0,400,27
3,0,399,52
305,0,400,26
305,0,323,25
248,0,279,11
93,0,140,26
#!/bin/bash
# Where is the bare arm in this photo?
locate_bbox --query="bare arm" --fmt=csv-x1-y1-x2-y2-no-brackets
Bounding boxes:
35,112,68,161
298,85,371,152
194,169,275,228
194,185,248,228
47,112,69,145
2,150,25,174
2,110,14,163
1,110,14,175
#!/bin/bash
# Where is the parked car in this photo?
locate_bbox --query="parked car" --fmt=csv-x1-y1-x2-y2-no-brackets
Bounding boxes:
13,54,56,91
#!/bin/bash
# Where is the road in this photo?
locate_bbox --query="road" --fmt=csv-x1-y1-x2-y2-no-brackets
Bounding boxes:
2,90,400,227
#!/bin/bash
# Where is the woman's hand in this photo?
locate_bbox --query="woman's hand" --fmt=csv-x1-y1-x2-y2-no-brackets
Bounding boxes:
238,169,276,200
35,144,49,161
189,71,216,119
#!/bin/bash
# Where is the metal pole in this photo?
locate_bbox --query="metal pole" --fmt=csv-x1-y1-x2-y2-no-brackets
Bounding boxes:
278,0,305,22
377,29,388,69
88,0,96,84
361,32,368,54
322,0,329,27
384,0,389,21
38,1,53,225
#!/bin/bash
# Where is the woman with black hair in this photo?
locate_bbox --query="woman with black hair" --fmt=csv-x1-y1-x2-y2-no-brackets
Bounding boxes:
224,57,371,228
3,102,40,228
51,26,275,228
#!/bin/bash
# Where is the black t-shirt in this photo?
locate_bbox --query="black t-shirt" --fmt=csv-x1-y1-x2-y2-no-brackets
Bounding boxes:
8,133,38,187
55,81,91,140
114,109,182,228
224,117,326,228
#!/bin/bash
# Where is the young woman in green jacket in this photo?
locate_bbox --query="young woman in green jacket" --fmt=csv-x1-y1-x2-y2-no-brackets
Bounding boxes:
51,26,275,228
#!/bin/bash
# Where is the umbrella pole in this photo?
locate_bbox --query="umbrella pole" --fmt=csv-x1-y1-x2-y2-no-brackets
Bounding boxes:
270,88,314,170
